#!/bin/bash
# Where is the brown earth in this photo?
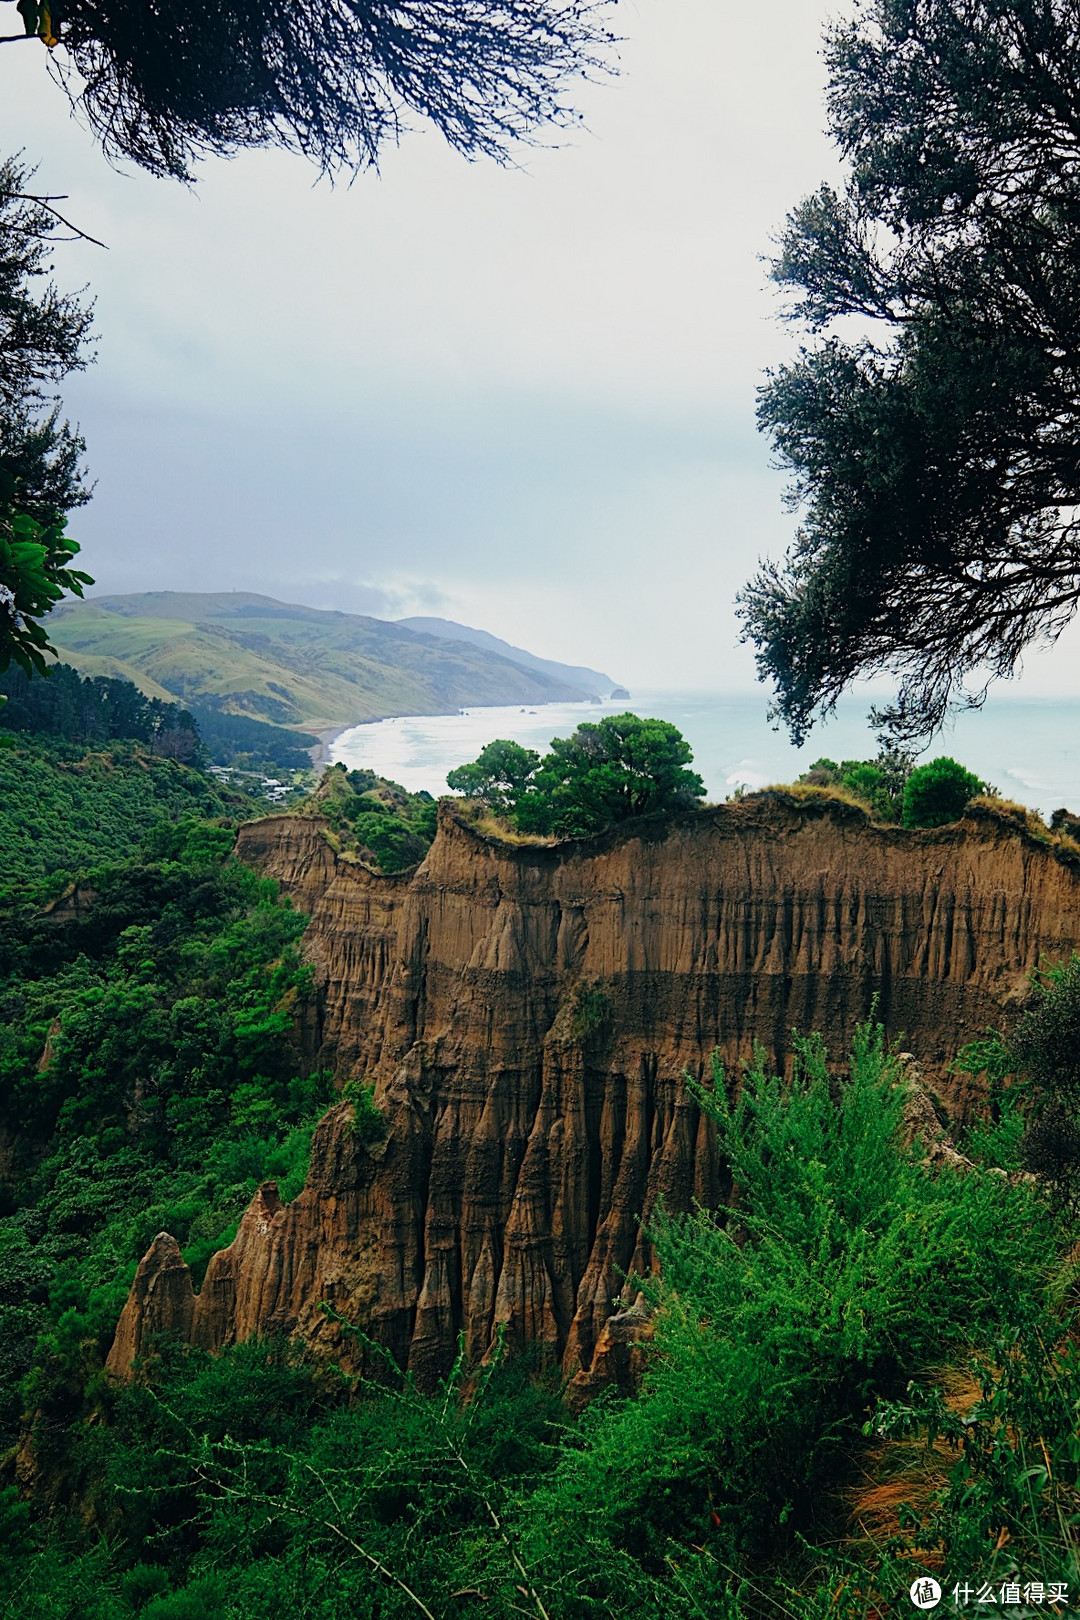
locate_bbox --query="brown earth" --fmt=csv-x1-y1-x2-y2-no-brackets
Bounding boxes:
106,795,1080,1397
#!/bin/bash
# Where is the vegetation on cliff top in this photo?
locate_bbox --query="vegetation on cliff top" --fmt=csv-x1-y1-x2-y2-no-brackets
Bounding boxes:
307,763,438,872
447,711,706,836
792,747,990,830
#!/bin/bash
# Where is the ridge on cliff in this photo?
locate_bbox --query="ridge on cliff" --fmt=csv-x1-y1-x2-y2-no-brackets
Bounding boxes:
108,793,1080,1393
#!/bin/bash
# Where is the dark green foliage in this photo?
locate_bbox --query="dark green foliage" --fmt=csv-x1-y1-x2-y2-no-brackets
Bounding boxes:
1011,958,1080,1112
0,815,330,1458
450,711,706,836
0,158,95,676
738,1,1080,742
446,737,541,810
26,0,616,181
516,1025,1053,1615
1,662,202,760
953,1030,1028,1171
316,763,437,872
901,755,985,828
7,1334,566,1620
0,734,242,902
342,1078,387,1146
1006,955,1080,1207
185,702,316,772
522,712,705,835
798,742,915,820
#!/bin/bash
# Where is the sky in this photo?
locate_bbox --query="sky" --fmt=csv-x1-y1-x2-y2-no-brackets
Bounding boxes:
4,0,1080,701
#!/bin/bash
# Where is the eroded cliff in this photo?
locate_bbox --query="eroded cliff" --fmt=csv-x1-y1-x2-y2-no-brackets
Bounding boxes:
107,796,1080,1394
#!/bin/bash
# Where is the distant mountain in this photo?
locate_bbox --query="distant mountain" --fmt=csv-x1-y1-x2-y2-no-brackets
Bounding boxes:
48,592,599,731
398,616,620,699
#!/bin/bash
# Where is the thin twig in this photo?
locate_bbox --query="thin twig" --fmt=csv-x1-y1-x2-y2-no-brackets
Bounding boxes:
192,1454,440,1620
1,188,107,248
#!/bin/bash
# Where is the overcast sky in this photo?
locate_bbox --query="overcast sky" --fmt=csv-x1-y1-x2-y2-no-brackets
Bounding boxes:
4,0,1080,699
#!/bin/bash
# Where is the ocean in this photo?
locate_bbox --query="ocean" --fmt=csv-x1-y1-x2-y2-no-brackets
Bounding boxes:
330,689,1080,820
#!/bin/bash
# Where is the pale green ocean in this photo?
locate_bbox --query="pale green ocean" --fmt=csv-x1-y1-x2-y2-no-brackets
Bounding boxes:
330,688,1080,821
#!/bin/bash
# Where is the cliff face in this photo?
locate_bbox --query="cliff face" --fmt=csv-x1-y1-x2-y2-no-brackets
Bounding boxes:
107,797,1080,1394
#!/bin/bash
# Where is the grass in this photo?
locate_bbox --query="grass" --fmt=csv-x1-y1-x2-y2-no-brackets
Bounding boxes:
762,781,880,814
47,595,588,730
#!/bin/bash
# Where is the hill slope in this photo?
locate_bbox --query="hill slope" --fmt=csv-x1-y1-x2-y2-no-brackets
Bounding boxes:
397,615,618,698
48,592,596,730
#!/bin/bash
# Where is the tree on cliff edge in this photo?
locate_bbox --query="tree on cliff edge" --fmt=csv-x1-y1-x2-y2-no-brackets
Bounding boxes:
450,713,706,836
739,0,1080,744
1,0,616,180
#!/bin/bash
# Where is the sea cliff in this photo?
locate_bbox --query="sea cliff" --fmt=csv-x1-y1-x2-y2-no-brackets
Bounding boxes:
107,795,1080,1393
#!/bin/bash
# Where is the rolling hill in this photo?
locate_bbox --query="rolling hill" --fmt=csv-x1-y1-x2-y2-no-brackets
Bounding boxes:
397,616,617,698
47,592,604,731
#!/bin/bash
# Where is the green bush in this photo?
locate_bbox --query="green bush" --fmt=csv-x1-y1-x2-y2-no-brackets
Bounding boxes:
450,712,706,836
342,1078,387,1146
517,1023,1055,1612
901,755,984,827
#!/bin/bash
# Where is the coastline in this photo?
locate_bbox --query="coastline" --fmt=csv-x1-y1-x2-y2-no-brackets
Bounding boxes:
309,694,613,775
310,725,354,769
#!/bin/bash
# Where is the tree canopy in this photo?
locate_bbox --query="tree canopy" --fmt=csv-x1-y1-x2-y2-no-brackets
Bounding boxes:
446,737,541,811
449,712,706,836
739,0,1080,743
3,0,616,180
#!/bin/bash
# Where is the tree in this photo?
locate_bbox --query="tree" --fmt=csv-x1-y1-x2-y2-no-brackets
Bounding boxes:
0,157,93,677
445,738,540,812
1,0,616,181
738,1,1080,744
797,742,915,821
901,756,984,829
517,712,705,836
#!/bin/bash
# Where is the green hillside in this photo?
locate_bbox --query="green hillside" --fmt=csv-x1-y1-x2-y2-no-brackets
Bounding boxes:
0,735,248,903
48,593,594,730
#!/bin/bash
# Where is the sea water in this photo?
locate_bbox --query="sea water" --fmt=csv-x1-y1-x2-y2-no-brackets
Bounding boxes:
331,689,1080,820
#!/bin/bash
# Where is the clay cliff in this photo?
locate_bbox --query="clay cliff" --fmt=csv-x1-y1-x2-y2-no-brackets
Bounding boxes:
107,795,1080,1395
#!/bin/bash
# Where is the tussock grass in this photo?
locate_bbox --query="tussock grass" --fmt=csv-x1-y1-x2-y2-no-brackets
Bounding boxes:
450,799,557,845
763,781,878,815
846,1365,983,1559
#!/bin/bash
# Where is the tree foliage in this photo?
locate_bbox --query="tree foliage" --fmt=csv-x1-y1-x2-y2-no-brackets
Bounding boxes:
797,741,915,820
0,156,94,676
739,0,1080,743
0,734,242,902
315,763,438,872
449,712,706,836
5,0,616,181
445,737,540,811
0,809,330,1456
901,755,985,828
1,660,201,757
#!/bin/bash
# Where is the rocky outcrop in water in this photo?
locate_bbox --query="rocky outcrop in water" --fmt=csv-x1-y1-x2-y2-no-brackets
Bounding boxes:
107,796,1080,1392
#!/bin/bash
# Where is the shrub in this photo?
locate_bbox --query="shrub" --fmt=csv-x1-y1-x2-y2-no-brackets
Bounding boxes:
342,1079,387,1146
519,1023,1053,1610
901,755,984,827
